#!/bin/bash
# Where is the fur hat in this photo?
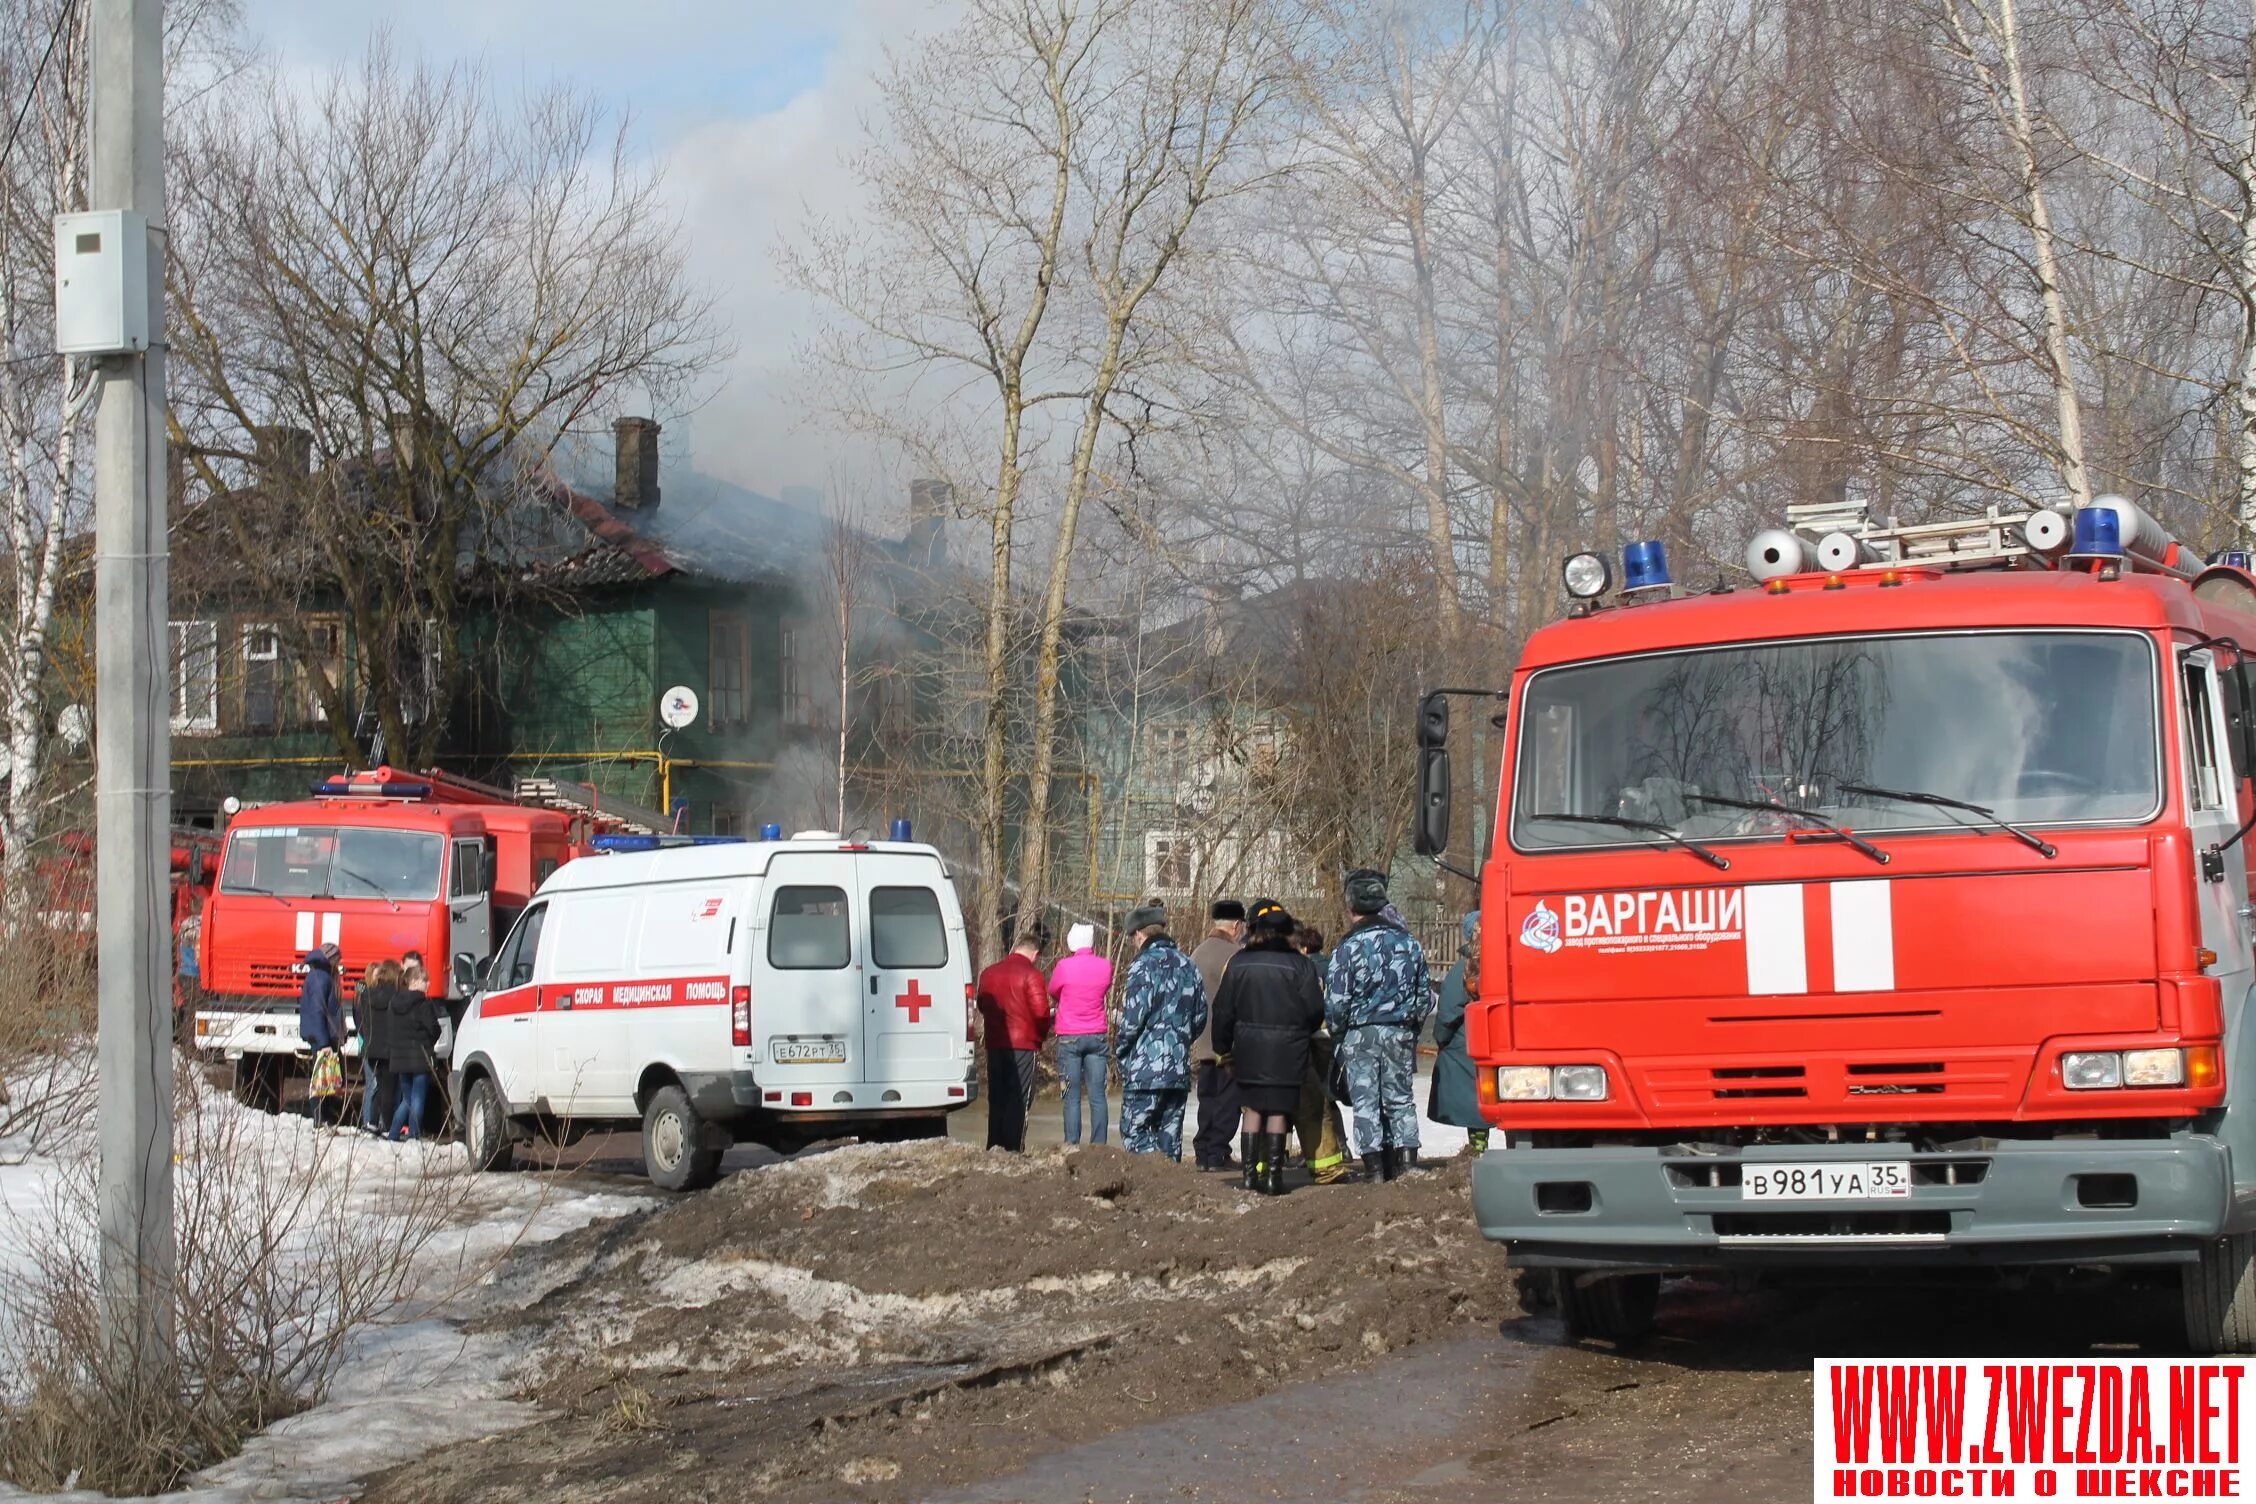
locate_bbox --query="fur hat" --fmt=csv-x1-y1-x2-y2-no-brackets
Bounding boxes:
1344,868,1389,915
1210,899,1245,923
1127,900,1168,935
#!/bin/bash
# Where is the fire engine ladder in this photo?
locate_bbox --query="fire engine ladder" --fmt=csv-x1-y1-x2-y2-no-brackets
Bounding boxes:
512,777,677,837
1784,498,2063,571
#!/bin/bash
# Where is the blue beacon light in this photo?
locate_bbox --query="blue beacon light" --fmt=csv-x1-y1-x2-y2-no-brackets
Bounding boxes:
759,823,784,841
889,818,913,842
2070,506,2123,559
1621,540,1671,592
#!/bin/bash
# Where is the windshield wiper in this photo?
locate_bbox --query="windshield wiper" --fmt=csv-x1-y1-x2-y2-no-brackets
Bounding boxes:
327,865,401,911
1687,793,1890,866
1836,782,2057,860
1528,812,1730,870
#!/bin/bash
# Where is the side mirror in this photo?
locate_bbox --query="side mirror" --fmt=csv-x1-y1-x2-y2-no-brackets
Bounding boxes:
1415,747,1452,856
1417,691,1449,750
452,952,481,996
2234,662,2256,777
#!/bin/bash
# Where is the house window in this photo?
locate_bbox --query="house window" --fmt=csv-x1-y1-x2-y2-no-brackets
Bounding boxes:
401,619,441,725
240,625,281,734
302,617,344,724
780,625,811,726
169,621,218,734
709,610,748,728
1150,725,1192,786
711,806,740,837
1145,831,1193,894
873,668,912,741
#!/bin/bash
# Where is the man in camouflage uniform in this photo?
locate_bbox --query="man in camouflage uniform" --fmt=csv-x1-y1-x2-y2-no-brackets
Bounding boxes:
1325,870,1434,1181
1115,900,1209,1160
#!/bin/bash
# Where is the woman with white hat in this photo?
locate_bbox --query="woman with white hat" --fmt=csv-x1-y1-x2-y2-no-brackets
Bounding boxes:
1048,921,1115,1145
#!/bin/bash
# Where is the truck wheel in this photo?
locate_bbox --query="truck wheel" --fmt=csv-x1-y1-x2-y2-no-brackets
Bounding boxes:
462,1076,515,1174
643,1085,722,1192
231,1055,280,1115
2182,1235,2256,1354
1556,1272,1660,1346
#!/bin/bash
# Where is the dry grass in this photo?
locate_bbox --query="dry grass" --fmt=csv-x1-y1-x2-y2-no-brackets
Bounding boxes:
0,1051,485,1494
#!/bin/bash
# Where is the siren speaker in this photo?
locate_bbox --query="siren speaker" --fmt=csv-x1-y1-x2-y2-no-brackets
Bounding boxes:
1746,529,1816,582
2023,508,2070,555
1816,532,1876,572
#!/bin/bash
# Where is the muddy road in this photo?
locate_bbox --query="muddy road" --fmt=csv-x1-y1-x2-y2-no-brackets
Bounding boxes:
365,1136,2181,1504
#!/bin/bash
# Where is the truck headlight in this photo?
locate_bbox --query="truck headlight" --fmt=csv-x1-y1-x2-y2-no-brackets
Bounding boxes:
1496,1066,1552,1101
1551,1065,1610,1101
2122,1048,2186,1087
2062,1051,2124,1090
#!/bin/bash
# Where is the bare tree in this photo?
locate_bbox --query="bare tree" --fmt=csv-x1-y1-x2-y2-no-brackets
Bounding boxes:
167,37,725,768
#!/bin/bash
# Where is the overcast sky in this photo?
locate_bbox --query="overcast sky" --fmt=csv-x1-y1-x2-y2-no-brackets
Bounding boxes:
237,0,944,510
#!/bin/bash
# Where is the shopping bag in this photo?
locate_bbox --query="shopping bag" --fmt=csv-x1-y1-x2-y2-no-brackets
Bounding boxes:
308,1047,343,1099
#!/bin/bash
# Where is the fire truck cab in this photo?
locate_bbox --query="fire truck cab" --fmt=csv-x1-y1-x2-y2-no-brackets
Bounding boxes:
193,768,662,1111
1427,497,2256,1353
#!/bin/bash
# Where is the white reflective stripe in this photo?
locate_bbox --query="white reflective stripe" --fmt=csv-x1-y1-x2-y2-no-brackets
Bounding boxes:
321,912,341,947
294,911,314,951
1743,883,1807,995
1829,879,1894,993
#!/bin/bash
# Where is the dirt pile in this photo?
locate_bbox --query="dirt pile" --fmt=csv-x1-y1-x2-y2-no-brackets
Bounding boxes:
366,1141,1516,1503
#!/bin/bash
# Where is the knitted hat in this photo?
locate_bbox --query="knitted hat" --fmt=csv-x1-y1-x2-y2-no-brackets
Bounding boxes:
1344,868,1389,915
1067,922,1095,952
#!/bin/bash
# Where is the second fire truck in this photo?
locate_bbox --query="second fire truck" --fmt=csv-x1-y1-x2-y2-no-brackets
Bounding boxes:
1422,495,2256,1353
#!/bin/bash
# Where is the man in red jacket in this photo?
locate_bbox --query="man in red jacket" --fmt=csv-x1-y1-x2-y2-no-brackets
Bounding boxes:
976,919,1053,1151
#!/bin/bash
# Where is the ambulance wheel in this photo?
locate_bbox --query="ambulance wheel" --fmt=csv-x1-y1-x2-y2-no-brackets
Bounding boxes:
1556,1272,1659,1346
461,1076,514,1174
643,1085,721,1192
2181,1234,2256,1354
231,1055,280,1115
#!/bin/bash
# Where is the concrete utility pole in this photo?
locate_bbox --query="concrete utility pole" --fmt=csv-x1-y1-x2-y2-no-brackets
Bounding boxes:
90,0,173,1372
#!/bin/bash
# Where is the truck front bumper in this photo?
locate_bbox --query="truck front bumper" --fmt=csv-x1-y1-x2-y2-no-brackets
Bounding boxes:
1472,1136,2234,1272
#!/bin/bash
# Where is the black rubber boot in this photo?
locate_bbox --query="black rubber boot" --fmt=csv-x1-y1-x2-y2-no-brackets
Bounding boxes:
1380,1148,1402,1182
1363,1152,1387,1182
1263,1133,1289,1197
1398,1148,1421,1175
1241,1132,1260,1193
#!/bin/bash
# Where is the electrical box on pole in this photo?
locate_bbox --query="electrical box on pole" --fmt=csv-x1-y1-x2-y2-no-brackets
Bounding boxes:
53,209,151,356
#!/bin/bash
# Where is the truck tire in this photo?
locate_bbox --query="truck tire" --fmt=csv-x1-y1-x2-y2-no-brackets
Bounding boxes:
1556,1272,1660,1346
461,1076,515,1174
643,1085,722,1192
2182,1235,2256,1354
231,1055,280,1115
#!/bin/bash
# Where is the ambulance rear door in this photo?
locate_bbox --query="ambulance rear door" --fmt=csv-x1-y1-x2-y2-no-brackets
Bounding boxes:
858,852,970,1089
750,852,864,1086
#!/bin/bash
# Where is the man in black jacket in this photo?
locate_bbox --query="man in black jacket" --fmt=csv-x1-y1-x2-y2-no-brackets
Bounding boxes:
1188,900,1246,1170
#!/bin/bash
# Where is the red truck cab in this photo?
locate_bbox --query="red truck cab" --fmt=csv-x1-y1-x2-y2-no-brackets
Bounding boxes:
194,767,651,1108
1435,500,2256,1352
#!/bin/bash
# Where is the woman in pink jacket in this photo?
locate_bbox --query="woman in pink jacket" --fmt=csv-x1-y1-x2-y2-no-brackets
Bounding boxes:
1049,922,1115,1146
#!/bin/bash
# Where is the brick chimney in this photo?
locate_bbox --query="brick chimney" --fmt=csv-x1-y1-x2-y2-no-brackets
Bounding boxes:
907,478,950,566
250,424,312,482
614,417,660,511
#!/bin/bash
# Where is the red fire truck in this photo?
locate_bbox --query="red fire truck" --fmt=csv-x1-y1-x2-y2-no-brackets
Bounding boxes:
1420,496,2256,1353
192,766,672,1109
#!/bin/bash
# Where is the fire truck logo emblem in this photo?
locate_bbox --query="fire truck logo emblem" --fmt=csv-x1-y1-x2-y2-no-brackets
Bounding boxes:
1520,901,1563,954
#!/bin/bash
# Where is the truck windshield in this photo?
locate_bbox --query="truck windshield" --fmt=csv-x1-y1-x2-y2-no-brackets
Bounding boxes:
1511,630,2160,852
220,826,445,901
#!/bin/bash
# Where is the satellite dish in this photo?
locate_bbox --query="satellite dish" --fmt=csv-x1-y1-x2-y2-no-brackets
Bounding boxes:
55,705,89,749
658,685,700,731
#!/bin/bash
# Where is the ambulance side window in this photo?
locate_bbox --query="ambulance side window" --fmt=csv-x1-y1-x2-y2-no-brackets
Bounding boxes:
2183,660,2226,811
769,885,850,970
492,904,547,990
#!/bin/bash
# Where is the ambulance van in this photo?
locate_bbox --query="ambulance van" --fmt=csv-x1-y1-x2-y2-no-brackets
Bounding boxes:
449,834,978,1189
